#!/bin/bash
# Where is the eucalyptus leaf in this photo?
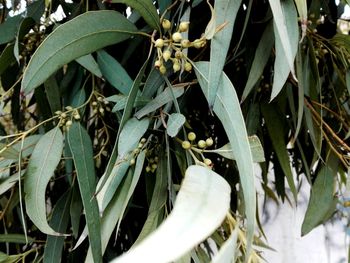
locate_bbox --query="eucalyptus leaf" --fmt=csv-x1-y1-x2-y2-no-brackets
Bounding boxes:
111,165,231,263
0,234,34,244
24,127,64,236
76,54,102,78
67,123,102,263
211,226,239,263
167,113,186,137
22,11,138,93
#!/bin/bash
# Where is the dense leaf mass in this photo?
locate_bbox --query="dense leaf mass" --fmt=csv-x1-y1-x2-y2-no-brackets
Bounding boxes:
0,0,349,262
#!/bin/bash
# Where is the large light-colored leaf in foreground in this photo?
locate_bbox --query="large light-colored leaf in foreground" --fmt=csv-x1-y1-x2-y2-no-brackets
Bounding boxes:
194,61,255,255
24,127,64,236
111,165,231,263
22,11,138,93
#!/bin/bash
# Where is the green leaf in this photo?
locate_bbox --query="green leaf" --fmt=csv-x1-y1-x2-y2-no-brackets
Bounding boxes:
0,234,34,244
111,165,231,263
76,54,102,78
43,190,71,263
98,117,149,211
167,113,186,137
194,61,255,256
67,123,102,263
134,151,168,244
242,21,274,101
109,94,150,112
270,0,299,101
207,0,242,107
206,135,265,163
111,0,160,31
0,15,23,45
24,127,64,236
301,166,337,236
44,75,61,114
21,10,138,94
0,171,23,195
14,17,35,63
0,135,41,160
261,104,297,200
211,226,239,263
97,50,133,95
134,87,184,119
0,44,16,76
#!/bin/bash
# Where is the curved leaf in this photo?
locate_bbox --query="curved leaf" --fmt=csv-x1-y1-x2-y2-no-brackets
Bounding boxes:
24,127,64,236
67,123,102,263
22,10,138,94
167,113,186,137
111,0,160,31
111,165,231,263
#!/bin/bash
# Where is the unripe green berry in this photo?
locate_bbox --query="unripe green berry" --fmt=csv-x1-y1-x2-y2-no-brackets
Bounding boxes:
204,158,212,166
154,60,162,68
175,50,183,59
172,32,182,42
92,101,98,106
187,132,196,141
184,62,192,72
130,158,136,165
159,65,167,75
181,39,191,48
182,140,191,150
162,19,171,30
198,140,206,148
155,38,164,48
173,62,181,72
206,137,214,147
133,148,140,155
179,21,190,32
163,50,171,61
99,107,105,114
151,163,157,169
146,166,151,172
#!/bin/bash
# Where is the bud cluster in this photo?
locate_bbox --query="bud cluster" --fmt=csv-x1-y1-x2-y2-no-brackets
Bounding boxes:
153,19,207,74
56,106,81,131
91,96,110,116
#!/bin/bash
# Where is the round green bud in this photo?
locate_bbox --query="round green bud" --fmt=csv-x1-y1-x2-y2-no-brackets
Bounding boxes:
159,65,167,75
66,120,72,127
198,140,206,148
155,38,164,48
184,62,192,72
204,158,212,166
181,39,191,48
179,21,190,32
73,112,81,120
193,39,206,49
162,50,171,61
154,60,162,68
151,163,158,169
55,110,62,115
187,132,196,141
175,50,183,59
130,158,136,165
162,19,171,30
140,138,147,143
92,101,98,106
205,137,214,147
172,32,182,42
182,140,191,150
65,106,73,110
146,166,151,172
173,61,181,72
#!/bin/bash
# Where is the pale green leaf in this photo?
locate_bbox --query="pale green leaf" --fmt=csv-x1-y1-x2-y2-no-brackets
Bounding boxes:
211,226,239,263
111,0,160,31
97,50,133,95
194,61,255,256
134,87,184,119
111,165,231,263
207,0,242,107
24,127,64,236
67,123,102,263
76,54,102,78
242,21,274,101
301,166,337,236
0,135,41,160
0,170,25,195
206,135,265,163
270,0,299,101
167,113,186,137
22,11,138,93
0,234,34,244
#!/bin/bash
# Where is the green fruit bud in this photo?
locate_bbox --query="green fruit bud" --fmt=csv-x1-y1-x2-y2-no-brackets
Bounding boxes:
151,163,158,169
173,61,181,72
181,39,191,48
204,158,212,166
198,140,206,148
141,138,147,143
155,38,164,48
155,60,162,68
172,32,182,42
193,39,206,49
175,50,183,59
162,19,171,30
159,65,167,74
205,137,214,147
179,21,190,32
182,140,191,150
146,166,151,172
184,62,192,72
163,50,171,61
66,120,72,127
130,158,136,165
187,132,196,141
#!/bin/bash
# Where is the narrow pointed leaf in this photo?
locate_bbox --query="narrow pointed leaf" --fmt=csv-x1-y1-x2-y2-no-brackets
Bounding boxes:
207,0,242,107
0,234,34,244
194,61,255,255
111,0,160,31
167,113,186,137
22,10,138,93
301,166,337,236
211,226,239,263
76,54,102,78
24,127,64,236
67,123,102,263
111,165,231,263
